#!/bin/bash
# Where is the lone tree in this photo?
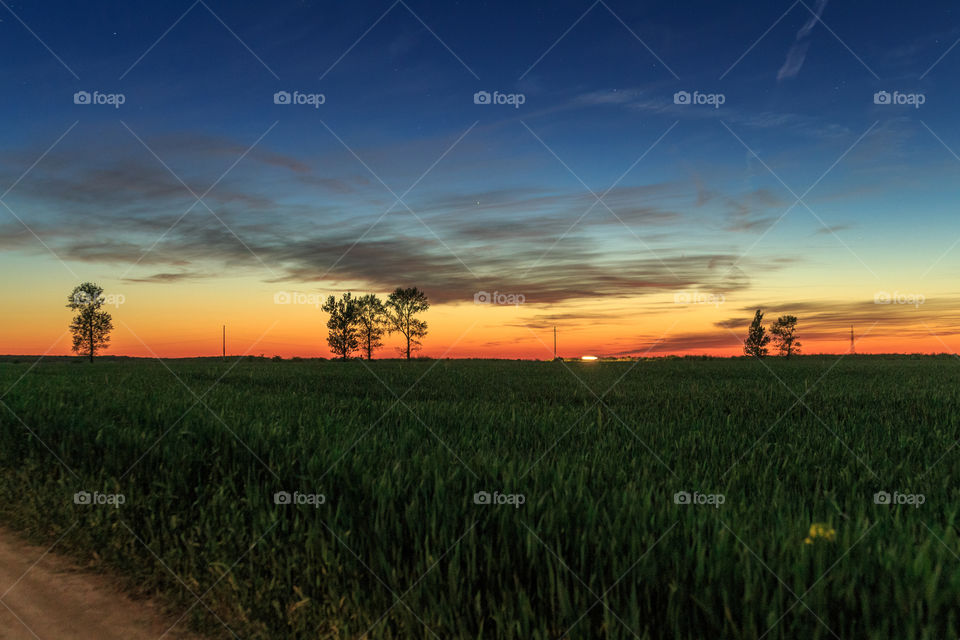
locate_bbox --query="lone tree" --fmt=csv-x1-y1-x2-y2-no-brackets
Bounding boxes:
321,293,359,360
770,315,801,358
66,283,114,362
355,294,387,360
385,287,429,359
743,309,770,357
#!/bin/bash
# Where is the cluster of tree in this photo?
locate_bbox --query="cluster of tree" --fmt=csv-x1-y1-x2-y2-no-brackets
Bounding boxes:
322,287,429,360
744,310,800,357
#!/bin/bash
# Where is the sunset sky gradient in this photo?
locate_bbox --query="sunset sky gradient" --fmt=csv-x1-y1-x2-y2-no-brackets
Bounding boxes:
3,0,960,358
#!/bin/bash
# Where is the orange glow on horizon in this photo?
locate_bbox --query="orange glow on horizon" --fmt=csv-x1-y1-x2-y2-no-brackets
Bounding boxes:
3,264,958,360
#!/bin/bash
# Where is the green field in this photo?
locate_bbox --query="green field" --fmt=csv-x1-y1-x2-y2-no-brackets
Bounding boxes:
0,356,958,639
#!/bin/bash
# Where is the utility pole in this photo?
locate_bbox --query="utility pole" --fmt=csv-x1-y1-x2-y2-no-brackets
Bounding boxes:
850,325,855,354
222,325,226,360
553,326,557,360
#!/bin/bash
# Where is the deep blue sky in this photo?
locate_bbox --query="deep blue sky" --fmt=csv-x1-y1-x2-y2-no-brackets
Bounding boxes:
5,0,958,180
4,0,960,355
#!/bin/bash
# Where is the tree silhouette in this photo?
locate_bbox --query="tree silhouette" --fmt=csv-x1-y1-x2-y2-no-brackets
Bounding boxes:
66,283,114,362
770,315,801,358
356,294,387,360
385,287,429,360
322,293,359,360
743,309,770,357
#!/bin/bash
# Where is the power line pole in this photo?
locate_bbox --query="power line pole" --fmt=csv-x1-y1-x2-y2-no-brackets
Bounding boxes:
553,326,557,360
850,325,855,354
222,325,226,360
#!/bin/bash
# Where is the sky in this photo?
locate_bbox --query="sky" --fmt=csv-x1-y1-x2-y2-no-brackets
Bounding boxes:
3,0,960,358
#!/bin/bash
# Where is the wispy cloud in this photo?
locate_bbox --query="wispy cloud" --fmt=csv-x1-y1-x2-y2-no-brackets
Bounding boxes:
812,223,852,235
0,125,805,308
777,0,829,80
570,89,851,139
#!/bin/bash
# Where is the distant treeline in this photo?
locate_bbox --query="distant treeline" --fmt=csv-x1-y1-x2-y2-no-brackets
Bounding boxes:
63,283,807,362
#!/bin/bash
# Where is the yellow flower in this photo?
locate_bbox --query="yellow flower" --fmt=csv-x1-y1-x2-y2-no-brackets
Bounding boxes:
803,522,836,545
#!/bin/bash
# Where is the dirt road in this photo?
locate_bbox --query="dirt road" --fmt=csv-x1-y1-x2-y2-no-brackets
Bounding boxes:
0,526,200,639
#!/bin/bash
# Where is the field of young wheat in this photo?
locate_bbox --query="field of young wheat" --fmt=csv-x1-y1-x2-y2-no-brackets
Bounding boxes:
0,356,958,639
